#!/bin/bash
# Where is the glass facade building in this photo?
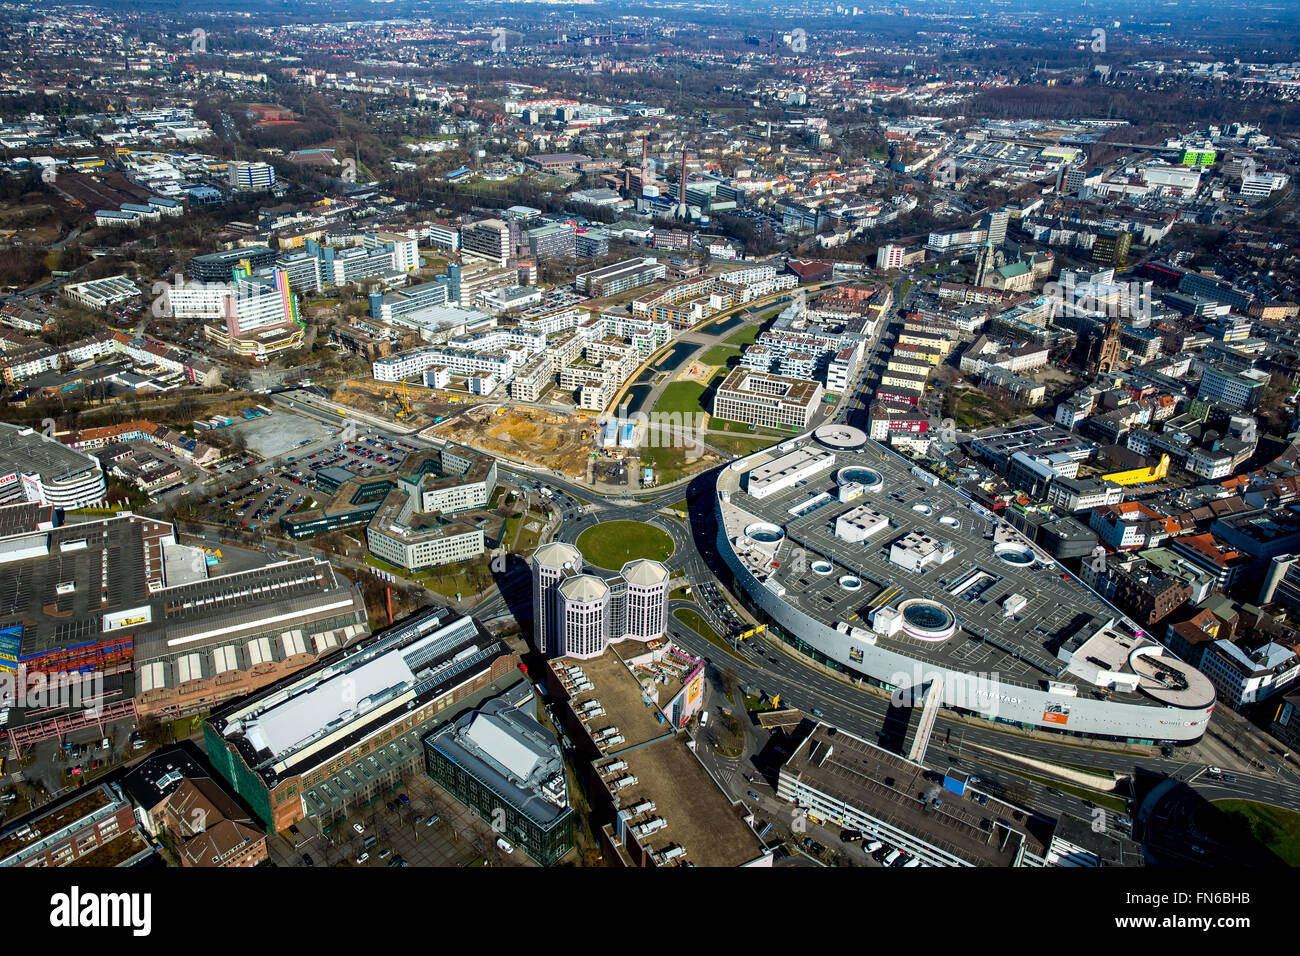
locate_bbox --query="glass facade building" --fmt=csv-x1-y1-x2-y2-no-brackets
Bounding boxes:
423,698,576,866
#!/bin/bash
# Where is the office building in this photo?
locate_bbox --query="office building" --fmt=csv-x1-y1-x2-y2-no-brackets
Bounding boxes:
205,607,520,831
575,258,666,297
713,368,823,431
1091,230,1132,267
0,782,150,868
364,231,420,272
530,543,669,659
121,750,267,868
283,442,497,568
424,694,575,865
228,161,277,192
189,246,278,282
61,275,141,311
981,208,1010,246
527,223,577,261
1197,363,1270,412
461,219,512,267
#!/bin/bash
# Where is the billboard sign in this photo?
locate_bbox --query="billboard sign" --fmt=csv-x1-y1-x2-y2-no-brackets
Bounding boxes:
1043,701,1070,726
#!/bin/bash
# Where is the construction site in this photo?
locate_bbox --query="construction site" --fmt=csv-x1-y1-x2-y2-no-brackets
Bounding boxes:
326,378,485,430
436,405,594,478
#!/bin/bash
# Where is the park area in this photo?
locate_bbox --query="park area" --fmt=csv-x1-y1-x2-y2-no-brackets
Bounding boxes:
1194,799,1300,865
943,385,1022,430
576,520,674,569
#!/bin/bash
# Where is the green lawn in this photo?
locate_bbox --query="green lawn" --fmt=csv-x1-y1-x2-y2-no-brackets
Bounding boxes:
639,443,706,485
945,388,1020,430
725,325,762,347
1195,799,1300,865
707,433,778,459
653,381,709,416
364,552,492,600
576,520,674,569
699,345,742,366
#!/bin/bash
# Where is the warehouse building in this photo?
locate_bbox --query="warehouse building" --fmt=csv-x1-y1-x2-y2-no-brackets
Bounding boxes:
0,513,370,756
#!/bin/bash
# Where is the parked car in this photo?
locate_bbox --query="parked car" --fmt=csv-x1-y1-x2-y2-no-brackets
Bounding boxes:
355,852,370,864
353,822,365,833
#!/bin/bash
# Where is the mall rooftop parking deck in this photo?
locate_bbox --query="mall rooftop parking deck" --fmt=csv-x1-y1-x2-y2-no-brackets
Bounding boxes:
715,430,1216,742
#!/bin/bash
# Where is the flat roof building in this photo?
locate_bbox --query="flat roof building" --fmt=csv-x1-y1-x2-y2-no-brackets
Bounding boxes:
424,694,575,865
0,422,106,511
715,431,1217,743
205,607,520,831
545,640,770,867
714,368,824,432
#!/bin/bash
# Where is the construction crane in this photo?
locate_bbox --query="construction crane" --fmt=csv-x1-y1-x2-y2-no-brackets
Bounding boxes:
395,380,414,421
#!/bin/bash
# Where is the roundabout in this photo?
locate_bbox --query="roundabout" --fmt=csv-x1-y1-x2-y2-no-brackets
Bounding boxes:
575,520,675,570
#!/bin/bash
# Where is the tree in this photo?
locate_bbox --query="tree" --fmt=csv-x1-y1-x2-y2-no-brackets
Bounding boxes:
721,666,741,704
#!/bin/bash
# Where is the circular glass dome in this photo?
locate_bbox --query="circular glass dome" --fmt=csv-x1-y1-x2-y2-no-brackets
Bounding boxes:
904,604,951,629
743,521,786,544
811,560,834,575
837,467,884,490
911,503,933,515
838,575,863,591
938,515,960,528
994,543,1036,567
897,598,957,641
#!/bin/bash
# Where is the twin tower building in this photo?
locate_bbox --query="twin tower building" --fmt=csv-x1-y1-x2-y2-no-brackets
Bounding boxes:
530,542,671,659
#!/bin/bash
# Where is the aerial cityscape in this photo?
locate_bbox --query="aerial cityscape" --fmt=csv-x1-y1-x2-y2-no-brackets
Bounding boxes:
1,0,1299,902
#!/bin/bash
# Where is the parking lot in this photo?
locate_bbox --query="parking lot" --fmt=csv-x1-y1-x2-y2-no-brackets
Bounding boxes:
205,433,425,530
210,473,313,530
224,409,335,460
4,713,142,802
268,773,534,868
287,436,411,480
